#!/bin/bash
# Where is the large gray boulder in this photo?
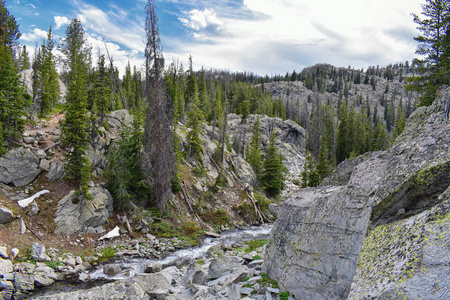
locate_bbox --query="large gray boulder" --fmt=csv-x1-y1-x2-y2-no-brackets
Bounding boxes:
264,185,372,300
264,86,450,299
0,148,40,186
54,187,113,235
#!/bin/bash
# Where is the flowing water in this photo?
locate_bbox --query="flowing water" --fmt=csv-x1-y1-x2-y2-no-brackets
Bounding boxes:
89,224,272,280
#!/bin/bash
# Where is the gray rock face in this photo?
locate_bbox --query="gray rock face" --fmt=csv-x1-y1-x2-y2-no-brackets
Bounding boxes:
0,148,40,186
0,207,14,224
232,156,256,186
348,193,450,299
46,161,65,182
208,256,243,279
227,114,306,176
54,187,113,235
264,185,372,300
264,86,450,299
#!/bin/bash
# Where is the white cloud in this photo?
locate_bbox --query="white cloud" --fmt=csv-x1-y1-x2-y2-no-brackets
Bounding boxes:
21,28,48,43
76,3,144,53
86,34,145,77
179,8,225,39
54,16,70,30
170,0,423,74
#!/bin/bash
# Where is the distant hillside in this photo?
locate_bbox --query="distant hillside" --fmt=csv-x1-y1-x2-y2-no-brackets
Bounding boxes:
263,63,417,128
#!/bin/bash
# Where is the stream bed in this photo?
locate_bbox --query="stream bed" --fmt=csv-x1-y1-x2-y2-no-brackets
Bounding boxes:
31,224,273,299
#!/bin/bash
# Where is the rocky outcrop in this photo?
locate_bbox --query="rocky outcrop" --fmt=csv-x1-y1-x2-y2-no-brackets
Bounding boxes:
264,86,450,299
348,193,450,299
54,187,113,235
227,114,306,176
0,148,40,186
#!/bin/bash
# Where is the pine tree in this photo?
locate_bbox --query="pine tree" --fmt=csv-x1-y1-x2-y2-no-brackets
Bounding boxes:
92,54,111,124
316,138,331,182
33,26,60,117
107,111,148,209
186,82,204,162
60,18,91,187
392,103,407,140
246,116,262,178
373,120,390,151
407,0,450,106
0,1,28,144
261,132,284,197
19,45,30,70
300,151,319,188
143,0,175,210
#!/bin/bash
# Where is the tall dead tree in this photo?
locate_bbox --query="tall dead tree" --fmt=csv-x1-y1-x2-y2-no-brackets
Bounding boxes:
143,0,175,209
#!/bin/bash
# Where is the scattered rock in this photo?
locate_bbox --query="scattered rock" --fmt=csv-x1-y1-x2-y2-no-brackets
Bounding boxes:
46,161,65,182
208,256,243,279
10,248,19,259
0,207,14,224
39,159,50,172
204,231,220,238
0,246,8,259
31,243,51,262
103,264,122,276
0,258,13,274
145,262,162,273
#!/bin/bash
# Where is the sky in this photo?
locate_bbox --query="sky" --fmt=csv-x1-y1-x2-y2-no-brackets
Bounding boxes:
7,0,424,76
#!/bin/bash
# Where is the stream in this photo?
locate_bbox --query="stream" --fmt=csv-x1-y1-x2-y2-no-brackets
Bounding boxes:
32,224,273,298
90,224,272,280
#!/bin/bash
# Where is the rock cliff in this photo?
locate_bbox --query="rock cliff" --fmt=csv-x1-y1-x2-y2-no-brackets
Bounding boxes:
263,86,450,299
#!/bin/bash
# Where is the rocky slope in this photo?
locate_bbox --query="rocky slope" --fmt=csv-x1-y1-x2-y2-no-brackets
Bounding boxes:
0,105,306,299
263,86,450,299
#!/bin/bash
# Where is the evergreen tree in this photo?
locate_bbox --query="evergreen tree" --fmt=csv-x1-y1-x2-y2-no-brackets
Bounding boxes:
261,132,284,197
60,18,91,189
373,120,390,151
33,26,60,117
392,103,407,140
0,1,28,145
407,0,450,106
92,54,111,124
300,151,319,188
107,111,148,209
143,0,175,209
19,45,30,70
246,116,262,178
316,138,331,182
186,82,204,162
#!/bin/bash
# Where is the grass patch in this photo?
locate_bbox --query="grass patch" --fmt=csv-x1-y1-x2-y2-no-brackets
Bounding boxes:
45,260,63,269
279,292,291,300
149,221,179,238
258,272,279,288
94,246,117,264
245,239,268,253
